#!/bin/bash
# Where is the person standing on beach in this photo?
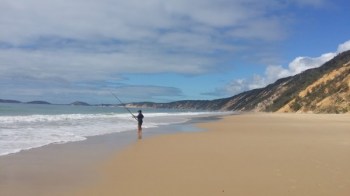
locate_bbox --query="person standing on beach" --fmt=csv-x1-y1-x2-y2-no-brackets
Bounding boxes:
136,110,144,139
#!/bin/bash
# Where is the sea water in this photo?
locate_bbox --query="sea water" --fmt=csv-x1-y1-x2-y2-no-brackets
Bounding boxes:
0,103,229,156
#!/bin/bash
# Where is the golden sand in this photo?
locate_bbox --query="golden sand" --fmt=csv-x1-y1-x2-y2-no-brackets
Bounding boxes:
76,113,350,196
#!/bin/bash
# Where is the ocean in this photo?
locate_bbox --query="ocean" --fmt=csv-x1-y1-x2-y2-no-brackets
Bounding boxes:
0,103,229,156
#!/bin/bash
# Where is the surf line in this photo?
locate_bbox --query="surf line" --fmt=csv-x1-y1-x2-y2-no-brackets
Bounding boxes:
110,91,137,121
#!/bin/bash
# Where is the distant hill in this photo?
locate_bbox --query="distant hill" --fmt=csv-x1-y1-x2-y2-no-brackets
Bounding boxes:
70,101,90,106
128,50,350,113
0,99,93,106
26,101,51,105
0,99,52,104
0,99,21,103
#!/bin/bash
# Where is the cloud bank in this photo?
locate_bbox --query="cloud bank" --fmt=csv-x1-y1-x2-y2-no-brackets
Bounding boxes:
0,0,325,78
0,0,331,102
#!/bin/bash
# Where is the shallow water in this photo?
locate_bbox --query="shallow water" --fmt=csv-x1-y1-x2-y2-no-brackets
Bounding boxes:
0,103,230,156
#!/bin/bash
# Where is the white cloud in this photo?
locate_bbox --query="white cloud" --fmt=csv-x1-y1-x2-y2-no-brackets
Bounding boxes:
337,40,350,53
0,1,293,92
0,0,334,102
217,40,350,96
229,18,287,41
287,52,336,75
0,0,283,44
0,0,297,80
291,0,327,7
111,85,183,100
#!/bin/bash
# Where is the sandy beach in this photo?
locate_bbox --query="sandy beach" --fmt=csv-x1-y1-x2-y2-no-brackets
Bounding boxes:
75,113,350,196
1,113,350,196
0,120,206,196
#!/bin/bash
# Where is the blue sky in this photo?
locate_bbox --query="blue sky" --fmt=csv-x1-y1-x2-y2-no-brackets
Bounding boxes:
1,0,350,104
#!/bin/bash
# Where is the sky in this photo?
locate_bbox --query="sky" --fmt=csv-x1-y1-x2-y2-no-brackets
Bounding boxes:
1,0,350,104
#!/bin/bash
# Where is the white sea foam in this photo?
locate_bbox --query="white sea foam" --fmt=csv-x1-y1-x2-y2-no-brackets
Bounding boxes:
0,111,230,156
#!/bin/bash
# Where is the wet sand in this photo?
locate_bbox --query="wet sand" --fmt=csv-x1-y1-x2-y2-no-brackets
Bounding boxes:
76,113,350,196
0,121,205,196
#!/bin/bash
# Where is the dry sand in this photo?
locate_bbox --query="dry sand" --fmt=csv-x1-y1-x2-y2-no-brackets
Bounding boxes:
76,113,350,196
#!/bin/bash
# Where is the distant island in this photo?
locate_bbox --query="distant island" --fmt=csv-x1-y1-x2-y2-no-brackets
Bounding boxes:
0,99,122,107
0,99,21,104
0,99,52,105
26,101,51,105
70,101,90,106
0,99,92,106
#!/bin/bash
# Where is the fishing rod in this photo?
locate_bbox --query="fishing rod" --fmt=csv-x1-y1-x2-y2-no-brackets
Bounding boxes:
110,91,137,120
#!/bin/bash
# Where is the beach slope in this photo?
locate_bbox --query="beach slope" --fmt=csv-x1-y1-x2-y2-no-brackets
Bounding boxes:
78,113,350,196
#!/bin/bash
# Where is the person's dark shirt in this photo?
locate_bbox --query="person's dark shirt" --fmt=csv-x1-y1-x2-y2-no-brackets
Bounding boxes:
137,113,144,123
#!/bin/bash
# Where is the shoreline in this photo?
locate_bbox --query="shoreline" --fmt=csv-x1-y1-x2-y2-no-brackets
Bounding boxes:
3,113,349,195
75,113,350,196
0,114,222,196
